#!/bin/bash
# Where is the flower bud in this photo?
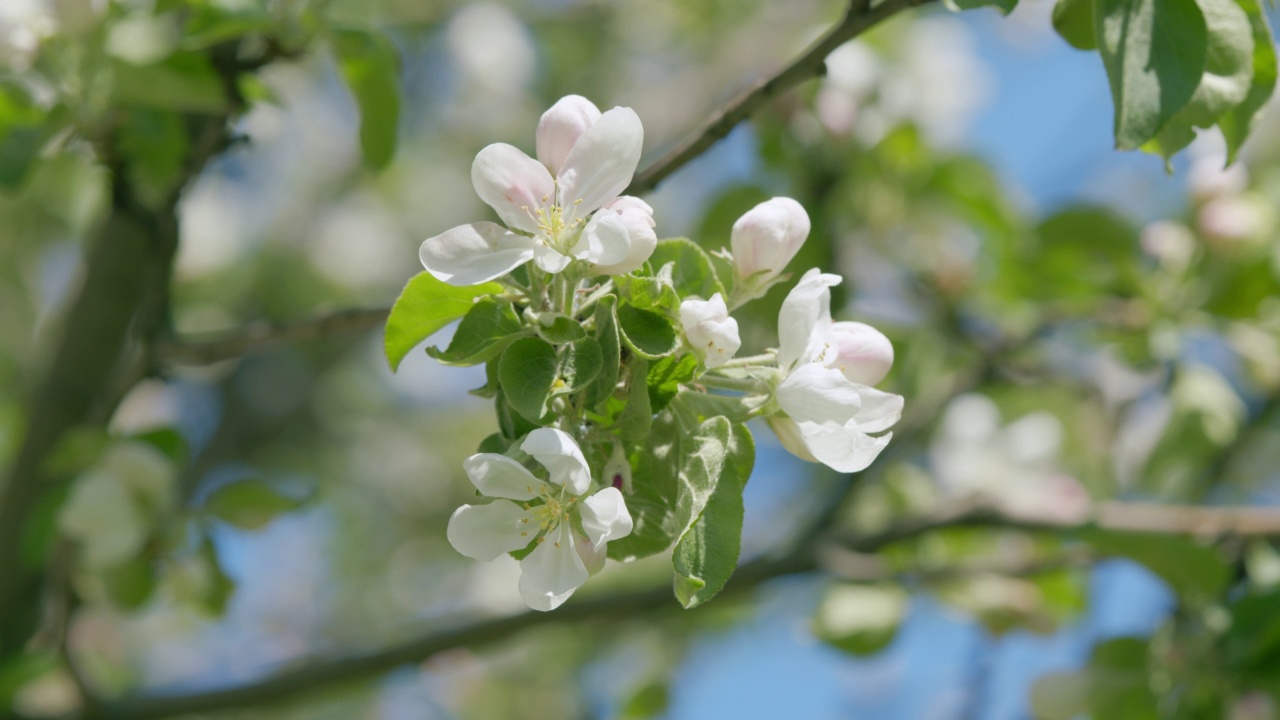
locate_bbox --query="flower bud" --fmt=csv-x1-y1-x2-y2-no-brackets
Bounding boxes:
536,95,601,176
680,293,741,368
826,321,894,386
589,196,657,275
730,197,810,283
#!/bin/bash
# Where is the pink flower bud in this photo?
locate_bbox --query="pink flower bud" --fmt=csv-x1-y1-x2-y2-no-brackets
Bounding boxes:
827,321,894,386
536,95,602,176
730,197,810,283
590,196,657,275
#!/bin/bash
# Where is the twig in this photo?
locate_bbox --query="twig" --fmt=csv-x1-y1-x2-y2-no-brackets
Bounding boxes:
154,308,389,365
626,0,935,195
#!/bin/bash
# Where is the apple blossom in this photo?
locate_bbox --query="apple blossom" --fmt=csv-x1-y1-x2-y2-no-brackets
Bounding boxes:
447,428,633,611
730,197,810,289
680,293,741,369
590,196,657,275
420,95,652,286
770,269,903,472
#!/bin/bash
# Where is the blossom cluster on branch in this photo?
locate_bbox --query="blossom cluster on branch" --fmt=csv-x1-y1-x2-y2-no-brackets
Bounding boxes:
390,95,903,610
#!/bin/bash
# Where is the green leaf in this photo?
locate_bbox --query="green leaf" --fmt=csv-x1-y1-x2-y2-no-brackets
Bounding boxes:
100,553,156,609
1095,0,1207,149
672,420,754,608
1219,0,1277,162
585,296,621,411
498,337,558,423
1053,0,1097,49
1145,0,1255,158
669,390,756,427
616,272,681,315
384,272,502,371
617,304,679,358
646,354,699,413
1031,638,1157,720
813,583,909,655
112,53,228,114
553,337,603,396
535,312,587,344
118,109,190,209
616,357,653,443
945,0,1018,14
0,82,46,189
1080,529,1231,599
608,406,675,561
497,388,542,440
619,682,670,720
333,29,401,171
648,238,726,300
195,533,235,616
426,297,525,367
205,479,306,531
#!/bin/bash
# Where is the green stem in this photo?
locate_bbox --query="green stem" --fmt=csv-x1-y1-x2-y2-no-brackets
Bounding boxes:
718,352,776,368
699,375,767,393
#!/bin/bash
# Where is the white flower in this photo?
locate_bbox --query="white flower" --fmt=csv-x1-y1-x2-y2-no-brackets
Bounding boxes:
731,197,810,287
420,95,649,286
931,394,1091,523
679,293,740,369
447,428,633,611
770,269,902,472
590,196,657,275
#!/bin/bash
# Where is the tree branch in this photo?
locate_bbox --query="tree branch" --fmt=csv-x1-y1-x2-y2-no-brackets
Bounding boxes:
626,0,935,195
154,307,389,365
76,497,1280,720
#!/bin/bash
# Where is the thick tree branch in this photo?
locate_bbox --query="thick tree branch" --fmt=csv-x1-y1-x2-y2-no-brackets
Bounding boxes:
154,307,389,365
626,0,935,195
76,497,1280,720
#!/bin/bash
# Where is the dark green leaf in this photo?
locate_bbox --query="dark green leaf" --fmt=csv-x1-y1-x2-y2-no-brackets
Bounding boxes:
1095,0,1207,149
1219,0,1278,162
535,312,587,344
426,296,525,367
1053,0,1097,49
646,354,699,413
333,29,401,171
617,303,679,358
100,554,156,609
608,408,677,561
1080,529,1230,599
648,238,725,300
616,357,653,443
112,54,228,114
498,337,558,423
119,109,190,209
586,296,621,411
384,272,502,371
205,479,306,531
554,337,603,395
0,82,46,189
946,0,1018,15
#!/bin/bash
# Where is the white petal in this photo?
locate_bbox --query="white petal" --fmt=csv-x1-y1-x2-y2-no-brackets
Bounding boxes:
521,428,592,495
574,532,607,575
447,501,537,561
940,394,1002,443
828,321,895,386
731,197,810,281
1000,412,1063,468
574,210,631,265
518,522,588,611
557,106,643,219
766,415,819,463
531,243,573,274
420,222,536,286
681,294,740,369
797,420,892,473
471,143,555,234
590,197,657,275
577,486,633,549
536,95,601,176
777,363,863,425
854,386,904,434
777,268,841,370
463,453,549,500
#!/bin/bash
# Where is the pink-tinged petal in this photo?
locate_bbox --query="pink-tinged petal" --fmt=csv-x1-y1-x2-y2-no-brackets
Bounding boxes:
419,222,536,286
777,268,841,370
471,143,554,234
777,363,863,426
796,420,892,473
518,522,588,611
573,532,606,575
854,386,904,434
828,321,895,386
447,501,537,561
531,244,573,274
557,106,643,219
463,454,548,500
590,197,657,275
536,95,602,176
731,197,810,281
766,415,819,463
574,210,631,265
577,486,633,550
520,428,591,495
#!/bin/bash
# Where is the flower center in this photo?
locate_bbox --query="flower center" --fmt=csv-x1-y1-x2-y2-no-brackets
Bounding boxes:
525,485,577,543
522,194,586,254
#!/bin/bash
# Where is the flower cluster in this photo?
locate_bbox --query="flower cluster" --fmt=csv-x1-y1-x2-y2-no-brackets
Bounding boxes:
400,95,904,611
